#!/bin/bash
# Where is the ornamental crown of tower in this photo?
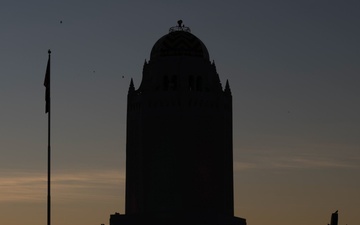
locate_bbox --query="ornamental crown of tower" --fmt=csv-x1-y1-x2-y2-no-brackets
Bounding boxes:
150,20,209,61
169,20,191,32
130,21,228,95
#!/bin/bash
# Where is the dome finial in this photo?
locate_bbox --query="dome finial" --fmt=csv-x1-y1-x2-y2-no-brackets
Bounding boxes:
177,20,183,27
169,20,191,33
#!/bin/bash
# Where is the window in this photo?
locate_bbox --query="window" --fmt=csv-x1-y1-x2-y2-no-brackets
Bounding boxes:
196,76,202,91
189,75,194,91
171,75,177,90
163,75,169,90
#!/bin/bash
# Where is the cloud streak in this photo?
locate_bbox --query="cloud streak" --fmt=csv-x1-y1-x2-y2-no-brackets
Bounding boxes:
234,153,359,171
271,156,358,169
0,169,125,203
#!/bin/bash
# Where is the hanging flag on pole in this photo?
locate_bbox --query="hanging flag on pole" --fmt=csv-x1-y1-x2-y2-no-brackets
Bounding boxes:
44,50,51,113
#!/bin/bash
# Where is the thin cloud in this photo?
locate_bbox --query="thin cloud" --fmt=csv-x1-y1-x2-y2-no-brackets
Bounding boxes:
234,153,359,171
0,169,125,203
274,156,359,169
233,161,258,171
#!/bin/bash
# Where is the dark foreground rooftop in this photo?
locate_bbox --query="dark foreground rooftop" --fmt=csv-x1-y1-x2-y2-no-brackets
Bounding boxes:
110,212,246,225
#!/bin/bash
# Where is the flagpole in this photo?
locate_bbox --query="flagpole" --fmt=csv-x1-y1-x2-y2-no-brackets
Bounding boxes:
45,49,51,225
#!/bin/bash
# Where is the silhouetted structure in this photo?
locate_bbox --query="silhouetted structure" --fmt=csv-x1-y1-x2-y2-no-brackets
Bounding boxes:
110,21,246,225
330,210,338,225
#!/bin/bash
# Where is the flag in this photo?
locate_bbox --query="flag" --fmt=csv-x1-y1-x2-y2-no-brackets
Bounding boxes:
44,50,51,113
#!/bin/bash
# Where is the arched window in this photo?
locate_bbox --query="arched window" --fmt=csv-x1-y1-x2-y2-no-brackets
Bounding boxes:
196,76,202,91
163,75,169,90
171,75,177,90
189,75,194,91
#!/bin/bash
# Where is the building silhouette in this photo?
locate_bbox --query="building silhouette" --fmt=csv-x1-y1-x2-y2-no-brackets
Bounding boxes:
329,210,338,225
110,21,246,225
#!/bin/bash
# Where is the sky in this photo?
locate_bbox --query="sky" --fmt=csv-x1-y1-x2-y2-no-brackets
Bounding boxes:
0,0,359,225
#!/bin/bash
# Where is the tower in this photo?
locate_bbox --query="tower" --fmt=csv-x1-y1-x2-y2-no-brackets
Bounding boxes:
330,211,338,225
111,21,246,225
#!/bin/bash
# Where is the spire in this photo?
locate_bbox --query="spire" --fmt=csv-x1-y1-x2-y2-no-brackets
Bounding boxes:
143,59,148,74
129,78,135,93
212,60,217,71
224,79,231,95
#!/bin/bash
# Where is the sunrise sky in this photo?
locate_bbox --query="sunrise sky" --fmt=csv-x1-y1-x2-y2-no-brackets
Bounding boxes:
0,1,359,225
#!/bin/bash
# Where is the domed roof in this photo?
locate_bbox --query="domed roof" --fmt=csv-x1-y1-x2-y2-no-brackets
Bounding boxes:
150,22,209,60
